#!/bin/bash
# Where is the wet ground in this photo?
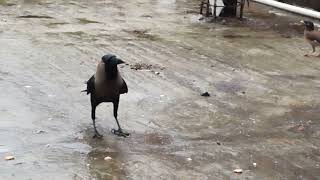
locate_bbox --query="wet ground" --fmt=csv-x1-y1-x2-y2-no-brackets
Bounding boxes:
0,0,320,179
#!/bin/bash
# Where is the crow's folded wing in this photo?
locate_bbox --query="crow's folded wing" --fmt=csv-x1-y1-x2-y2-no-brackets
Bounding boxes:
120,78,128,94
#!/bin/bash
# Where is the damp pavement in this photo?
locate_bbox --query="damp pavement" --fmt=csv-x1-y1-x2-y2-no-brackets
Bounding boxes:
0,0,320,179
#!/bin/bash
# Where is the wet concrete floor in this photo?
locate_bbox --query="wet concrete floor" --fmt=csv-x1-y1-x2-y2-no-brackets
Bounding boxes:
0,0,320,179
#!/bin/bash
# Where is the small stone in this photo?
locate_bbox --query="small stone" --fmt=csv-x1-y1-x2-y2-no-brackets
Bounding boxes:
201,92,210,97
24,85,32,88
104,156,112,160
297,125,305,131
253,163,257,167
86,163,90,167
233,169,243,173
155,72,160,75
242,91,246,94
5,156,15,161
217,142,221,145
186,157,192,161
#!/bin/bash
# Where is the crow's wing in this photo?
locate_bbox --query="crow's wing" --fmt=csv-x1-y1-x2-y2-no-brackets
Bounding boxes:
120,78,128,94
85,75,95,95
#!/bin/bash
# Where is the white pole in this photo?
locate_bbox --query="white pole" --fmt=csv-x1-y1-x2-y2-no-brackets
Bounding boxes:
253,0,320,19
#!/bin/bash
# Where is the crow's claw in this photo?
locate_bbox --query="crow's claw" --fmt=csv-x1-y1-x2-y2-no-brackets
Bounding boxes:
111,129,130,137
93,132,103,139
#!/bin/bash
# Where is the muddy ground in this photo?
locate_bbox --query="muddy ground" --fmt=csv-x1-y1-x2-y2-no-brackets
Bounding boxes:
0,0,320,179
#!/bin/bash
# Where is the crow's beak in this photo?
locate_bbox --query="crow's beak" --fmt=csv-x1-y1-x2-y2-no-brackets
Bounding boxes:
117,59,125,64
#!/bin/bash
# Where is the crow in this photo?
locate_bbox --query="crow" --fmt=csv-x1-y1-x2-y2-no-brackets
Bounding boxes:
82,54,129,138
302,20,320,57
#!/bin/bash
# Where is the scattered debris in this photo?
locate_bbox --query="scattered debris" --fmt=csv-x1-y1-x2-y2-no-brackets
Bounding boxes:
130,63,153,70
201,92,210,97
233,169,243,174
5,155,15,161
130,63,165,74
104,156,112,161
34,130,46,134
253,163,257,167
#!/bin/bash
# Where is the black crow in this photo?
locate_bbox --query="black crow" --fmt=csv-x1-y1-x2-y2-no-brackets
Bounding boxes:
83,54,129,138
302,20,320,57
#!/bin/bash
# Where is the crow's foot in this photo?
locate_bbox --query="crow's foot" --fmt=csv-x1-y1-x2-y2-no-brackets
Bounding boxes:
111,129,130,137
93,131,103,139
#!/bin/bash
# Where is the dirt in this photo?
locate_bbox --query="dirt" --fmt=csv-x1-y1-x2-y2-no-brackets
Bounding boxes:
0,0,320,180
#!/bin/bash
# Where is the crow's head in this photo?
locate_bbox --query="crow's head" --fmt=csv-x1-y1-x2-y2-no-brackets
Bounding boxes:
102,54,125,80
303,20,315,31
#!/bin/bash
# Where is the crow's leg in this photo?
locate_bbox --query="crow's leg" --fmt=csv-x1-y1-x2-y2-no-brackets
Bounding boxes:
111,99,129,137
305,44,316,57
91,104,103,138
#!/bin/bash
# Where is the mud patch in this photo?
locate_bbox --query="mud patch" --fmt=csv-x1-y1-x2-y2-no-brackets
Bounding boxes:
87,149,126,180
0,0,15,6
63,31,86,37
17,15,53,19
144,133,172,145
77,18,100,24
284,104,320,137
46,22,69,28
124,29,160,41
222,34,251,39
215,80,244,94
